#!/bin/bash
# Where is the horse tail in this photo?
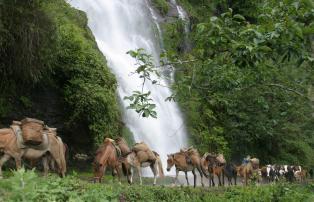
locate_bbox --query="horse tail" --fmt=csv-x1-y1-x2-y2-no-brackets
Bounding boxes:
56,136,66,176
63,143,69,162
157,157,164,178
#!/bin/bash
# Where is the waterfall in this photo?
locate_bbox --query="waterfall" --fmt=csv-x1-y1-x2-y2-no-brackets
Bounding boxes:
69,0,188,175
170,0,191,52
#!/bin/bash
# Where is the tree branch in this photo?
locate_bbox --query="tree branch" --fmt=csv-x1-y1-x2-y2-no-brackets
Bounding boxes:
267,83,304,97
157,59,199,68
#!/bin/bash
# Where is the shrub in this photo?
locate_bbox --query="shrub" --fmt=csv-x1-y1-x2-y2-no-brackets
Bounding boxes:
152,0,169,15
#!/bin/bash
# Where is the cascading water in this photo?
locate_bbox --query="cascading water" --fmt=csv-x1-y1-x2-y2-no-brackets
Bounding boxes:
69,0,188,175
170,0,191,52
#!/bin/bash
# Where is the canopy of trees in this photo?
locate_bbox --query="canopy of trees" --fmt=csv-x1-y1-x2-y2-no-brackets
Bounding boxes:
170,0,314,165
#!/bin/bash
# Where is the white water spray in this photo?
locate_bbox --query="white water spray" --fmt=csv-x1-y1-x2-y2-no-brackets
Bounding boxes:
69,0,188,175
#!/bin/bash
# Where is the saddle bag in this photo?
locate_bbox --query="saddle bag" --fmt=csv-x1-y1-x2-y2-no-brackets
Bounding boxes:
250,158,260,170
21,118,44,145
133,142,156,163
216,154,226,165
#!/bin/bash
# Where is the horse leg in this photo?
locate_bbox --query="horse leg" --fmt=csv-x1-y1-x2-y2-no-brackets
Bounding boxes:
115,165,122,184
30,159,37,168
174,169,179,185
49,157,56,172
197,166,204,187
192,169,197,188
49,150,64,178
234,175,237,185
129,167,134,184
150,164,157,186
211,174,215,187
218,173,222,186
185,171,189,186
124,164,131,184
0,154,11,179
137,165,142,185
42,156,49,176
100,166,107,183
245,173,248,186
15,157,22,170
222,169,225,186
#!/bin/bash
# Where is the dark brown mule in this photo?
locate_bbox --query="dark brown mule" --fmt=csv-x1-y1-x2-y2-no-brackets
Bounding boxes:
93,138,122,183
166,149,206,187
203,154,224,186
223,163,237,186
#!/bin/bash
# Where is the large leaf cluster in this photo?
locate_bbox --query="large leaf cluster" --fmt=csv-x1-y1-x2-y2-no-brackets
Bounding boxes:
174,0,314,165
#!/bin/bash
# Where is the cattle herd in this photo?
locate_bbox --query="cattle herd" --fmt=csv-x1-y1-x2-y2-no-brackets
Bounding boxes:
260,164,306,183
0,118,311,187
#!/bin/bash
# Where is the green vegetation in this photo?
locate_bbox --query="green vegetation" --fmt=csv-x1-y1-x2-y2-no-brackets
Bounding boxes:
161,20,186,53
0,0,121,148
135,0,314,166
1,169,314,202
152,0,169,16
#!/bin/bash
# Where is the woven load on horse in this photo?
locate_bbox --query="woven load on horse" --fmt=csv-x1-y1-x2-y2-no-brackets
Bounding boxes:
44,126,57,135
115,137,131,155
20,118,45,145
133,142,156,163
0,128,13,135
180,146,199,165
250,158,260,169
180,146,198,155
216,154,226,165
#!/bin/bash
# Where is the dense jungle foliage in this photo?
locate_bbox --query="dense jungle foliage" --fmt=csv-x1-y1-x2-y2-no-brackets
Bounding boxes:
1,169,314,202
0,0,121,150
158,0,314,166
1,0,314,168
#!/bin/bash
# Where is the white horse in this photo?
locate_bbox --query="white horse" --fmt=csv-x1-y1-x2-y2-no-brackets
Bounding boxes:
123,151,164,185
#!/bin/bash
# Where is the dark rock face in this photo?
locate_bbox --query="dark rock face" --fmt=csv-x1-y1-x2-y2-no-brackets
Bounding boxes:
152,0,181,23
1,87,65,130
1,86,93,154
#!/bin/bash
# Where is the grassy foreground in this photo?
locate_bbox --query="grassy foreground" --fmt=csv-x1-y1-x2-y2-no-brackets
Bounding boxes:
1,169,314,202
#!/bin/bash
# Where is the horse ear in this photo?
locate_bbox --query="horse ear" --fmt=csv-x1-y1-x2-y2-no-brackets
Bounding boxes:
167,154,170,157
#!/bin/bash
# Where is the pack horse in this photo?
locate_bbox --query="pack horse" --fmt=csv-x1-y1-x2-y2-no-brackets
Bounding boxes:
0,118,66,178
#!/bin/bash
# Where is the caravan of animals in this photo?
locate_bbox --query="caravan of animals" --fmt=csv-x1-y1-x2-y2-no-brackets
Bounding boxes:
0,118,307,187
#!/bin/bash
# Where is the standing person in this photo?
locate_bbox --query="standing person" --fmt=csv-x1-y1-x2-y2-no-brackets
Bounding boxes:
242,155,251,164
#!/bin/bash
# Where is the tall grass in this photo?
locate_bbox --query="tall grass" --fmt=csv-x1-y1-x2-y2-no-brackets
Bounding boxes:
1,169,314,201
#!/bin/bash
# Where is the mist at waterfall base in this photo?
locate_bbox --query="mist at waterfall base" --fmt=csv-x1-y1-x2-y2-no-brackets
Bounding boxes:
69,0,188,176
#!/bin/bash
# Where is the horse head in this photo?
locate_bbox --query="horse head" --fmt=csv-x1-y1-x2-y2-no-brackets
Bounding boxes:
92,144,111,183
92,159,104,183
166,154,175,172
205,154,218,168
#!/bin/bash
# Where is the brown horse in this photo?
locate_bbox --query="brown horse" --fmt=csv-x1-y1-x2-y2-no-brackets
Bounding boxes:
203,153,224,186
93,138,122,183
166,149,206,187
30,142,69,173
236,158,260,185
0,123,66,178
